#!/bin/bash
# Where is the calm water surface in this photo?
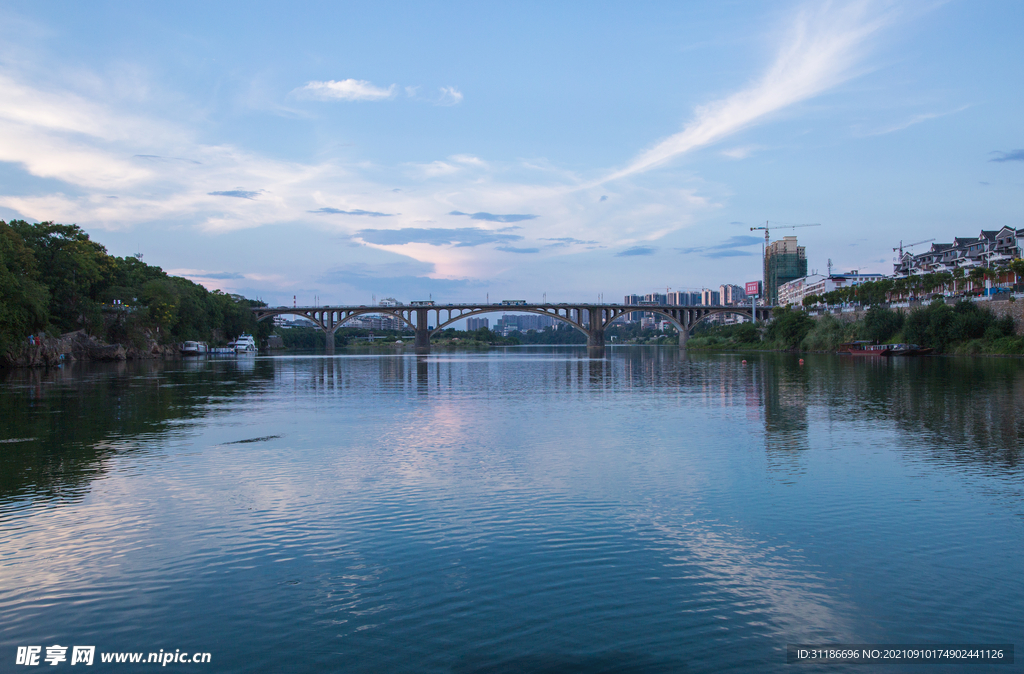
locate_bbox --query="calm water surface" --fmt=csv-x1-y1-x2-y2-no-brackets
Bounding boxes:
1,348,1021,673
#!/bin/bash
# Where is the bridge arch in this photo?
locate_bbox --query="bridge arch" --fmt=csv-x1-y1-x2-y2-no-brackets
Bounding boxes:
431,307,590,338
253,307,418,333
686,308,760,334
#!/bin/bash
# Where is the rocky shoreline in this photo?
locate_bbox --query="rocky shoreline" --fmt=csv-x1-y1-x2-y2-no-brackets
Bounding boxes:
2,330,179,368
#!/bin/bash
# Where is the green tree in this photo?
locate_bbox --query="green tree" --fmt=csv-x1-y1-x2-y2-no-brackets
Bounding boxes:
0,222,50,354
765,306,814,349
9,220,112,332
861,305,904,343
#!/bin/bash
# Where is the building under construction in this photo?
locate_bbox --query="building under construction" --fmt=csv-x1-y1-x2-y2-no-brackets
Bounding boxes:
764,236,807,305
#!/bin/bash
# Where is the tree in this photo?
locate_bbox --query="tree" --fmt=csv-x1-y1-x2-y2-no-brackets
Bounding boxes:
9,220,112,332
861,305,904,344
0,223,50,354
968,267,985,294
952,267,965,294
765,306,814,349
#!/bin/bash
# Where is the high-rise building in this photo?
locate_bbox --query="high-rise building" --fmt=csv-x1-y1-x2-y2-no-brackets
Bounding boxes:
667,291,701,305
719,284,746,305
764,236,807,305
624,294,644,322
496,314,557,334
701,288,721,306
466,317,489,331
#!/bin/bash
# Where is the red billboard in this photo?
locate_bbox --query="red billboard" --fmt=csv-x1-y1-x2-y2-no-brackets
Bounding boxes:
745,281,761,297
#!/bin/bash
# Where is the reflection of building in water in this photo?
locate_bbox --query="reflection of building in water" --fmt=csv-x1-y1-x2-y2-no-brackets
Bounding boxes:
758,360,810,478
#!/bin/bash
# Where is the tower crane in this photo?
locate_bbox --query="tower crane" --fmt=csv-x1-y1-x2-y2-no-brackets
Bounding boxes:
750,221,821,305
749,221,821,247
893,238,935,259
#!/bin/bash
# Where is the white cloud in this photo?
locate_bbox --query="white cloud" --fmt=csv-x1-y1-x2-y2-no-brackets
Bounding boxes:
0,1,906,294
437,86,463,106
860,104,970,136
603,0,897,183
408,160,460,178
720,146,762,160
294,79,396,101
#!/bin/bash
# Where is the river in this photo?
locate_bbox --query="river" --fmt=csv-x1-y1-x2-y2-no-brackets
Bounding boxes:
1,347,1021,672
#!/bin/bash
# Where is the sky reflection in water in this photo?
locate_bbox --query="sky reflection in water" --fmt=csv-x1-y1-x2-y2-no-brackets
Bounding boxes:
0,349,1021,673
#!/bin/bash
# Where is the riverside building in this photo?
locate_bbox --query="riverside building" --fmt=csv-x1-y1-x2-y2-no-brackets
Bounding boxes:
764,236,807,305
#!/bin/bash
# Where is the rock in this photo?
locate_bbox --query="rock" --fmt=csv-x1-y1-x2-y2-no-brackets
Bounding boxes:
3,329,181,368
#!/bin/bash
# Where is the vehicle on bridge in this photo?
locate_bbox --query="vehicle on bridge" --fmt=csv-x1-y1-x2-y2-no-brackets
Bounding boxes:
409,300,435,306
500,300,527,306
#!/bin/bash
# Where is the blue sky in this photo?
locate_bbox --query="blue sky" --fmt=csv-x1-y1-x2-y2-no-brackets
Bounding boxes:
0,1,1021,305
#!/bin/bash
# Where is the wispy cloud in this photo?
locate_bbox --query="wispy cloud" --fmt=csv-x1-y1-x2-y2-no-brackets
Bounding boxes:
294,79,396,101
449,210,538,223
990,149,1024,163
437,86,464,106
720,146,762,160
542,237,599,247
602,1,896,183
168,268,245,280
319,263,484,296
678,234,762,257
134,154,201,165
310,207,393,217
615,246,658,257
355,227,523,247
862,105,970,136
705,249,754,258
208,190,262,200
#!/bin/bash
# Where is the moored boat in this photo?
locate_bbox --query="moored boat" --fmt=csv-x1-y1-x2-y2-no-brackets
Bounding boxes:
181,340,208,356
230,334,257,353
887,343,934,356
838,341,893,357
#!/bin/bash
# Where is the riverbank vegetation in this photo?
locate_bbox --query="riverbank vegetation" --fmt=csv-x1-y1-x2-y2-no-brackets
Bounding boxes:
801,264,1024,307
276,326,520,350
688,301,1023,355
0,220,269,356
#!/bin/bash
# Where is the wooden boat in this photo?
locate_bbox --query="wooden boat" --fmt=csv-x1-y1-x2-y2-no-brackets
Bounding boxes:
838,341,892,356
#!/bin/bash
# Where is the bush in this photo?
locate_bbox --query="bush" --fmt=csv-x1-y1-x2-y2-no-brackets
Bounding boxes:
801,314,853,351
765,307,814,349
861,305,904,343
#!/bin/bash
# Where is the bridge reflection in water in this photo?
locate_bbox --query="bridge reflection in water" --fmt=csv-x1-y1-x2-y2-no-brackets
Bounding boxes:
252,302,774,355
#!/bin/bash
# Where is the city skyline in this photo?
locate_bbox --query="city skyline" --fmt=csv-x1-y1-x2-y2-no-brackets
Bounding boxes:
0,1,1020,305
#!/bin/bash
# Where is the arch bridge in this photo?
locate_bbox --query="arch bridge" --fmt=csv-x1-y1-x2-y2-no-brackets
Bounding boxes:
252,303,774,355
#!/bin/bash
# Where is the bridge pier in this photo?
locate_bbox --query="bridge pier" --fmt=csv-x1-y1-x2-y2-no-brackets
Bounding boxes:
678,329,689,348
325,326,339,355
587,327,605,358
414,308,431,354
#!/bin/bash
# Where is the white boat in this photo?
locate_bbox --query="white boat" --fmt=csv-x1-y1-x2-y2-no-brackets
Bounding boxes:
181,340,208,356
231,334,257,353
